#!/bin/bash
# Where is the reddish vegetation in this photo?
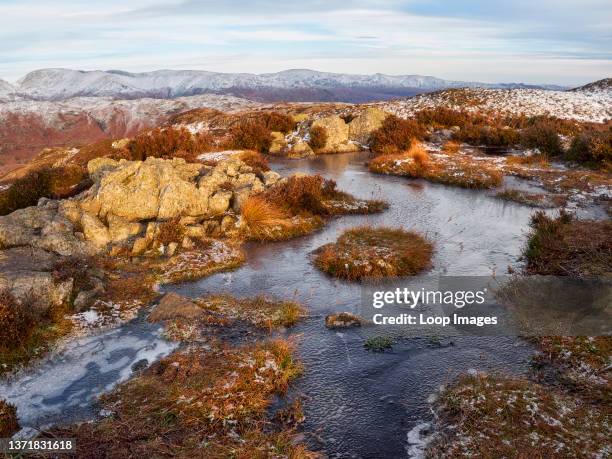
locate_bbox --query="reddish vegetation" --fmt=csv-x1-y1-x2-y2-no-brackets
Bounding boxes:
370,115,426,155
239,150,270,173
308,125,328,151
0,399,19,437
0,165,89,215
0,290,34,348
228,119,273,153
127,126,214,162
524,211,612,277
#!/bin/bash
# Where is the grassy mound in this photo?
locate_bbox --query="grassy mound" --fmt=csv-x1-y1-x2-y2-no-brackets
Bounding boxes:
241,175,387,242
427,372,610,458
524,211,612,277
314,226,433,280
47,340,313,458
369,142,502,189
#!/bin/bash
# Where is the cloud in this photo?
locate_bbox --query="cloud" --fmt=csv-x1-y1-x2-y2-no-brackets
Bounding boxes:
0,0,610,84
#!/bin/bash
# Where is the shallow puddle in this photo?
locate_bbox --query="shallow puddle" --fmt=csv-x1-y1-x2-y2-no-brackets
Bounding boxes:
167,152,537,458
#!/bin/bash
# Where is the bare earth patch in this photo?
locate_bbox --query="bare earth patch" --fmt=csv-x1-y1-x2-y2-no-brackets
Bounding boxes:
313,226,433,280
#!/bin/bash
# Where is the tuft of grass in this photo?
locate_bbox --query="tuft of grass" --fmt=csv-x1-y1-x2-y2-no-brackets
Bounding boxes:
240,195,290,240
441,140,461,154
506,153,550,167
196,295,305,330
364,336,394,352
308,125,328,152
314,226,433,280
0,399,19,437
523,211,612,277
239,150,270,173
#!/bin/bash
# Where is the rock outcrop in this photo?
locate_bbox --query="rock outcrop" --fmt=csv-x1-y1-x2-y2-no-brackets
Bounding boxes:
81,156,268,221
348,108,388,144
310,116,359,153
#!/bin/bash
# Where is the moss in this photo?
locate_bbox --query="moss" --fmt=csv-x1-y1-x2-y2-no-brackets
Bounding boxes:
364,336,394,352
314,226,433,280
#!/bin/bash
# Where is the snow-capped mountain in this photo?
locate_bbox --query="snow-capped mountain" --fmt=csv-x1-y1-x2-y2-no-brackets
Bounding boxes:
10,68,567,103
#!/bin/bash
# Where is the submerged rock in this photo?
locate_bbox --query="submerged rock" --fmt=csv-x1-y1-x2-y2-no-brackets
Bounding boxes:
148,292,204,322
325,312,364,329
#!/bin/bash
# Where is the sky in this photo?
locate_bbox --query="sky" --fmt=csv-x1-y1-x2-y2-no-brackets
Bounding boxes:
0,0,610,85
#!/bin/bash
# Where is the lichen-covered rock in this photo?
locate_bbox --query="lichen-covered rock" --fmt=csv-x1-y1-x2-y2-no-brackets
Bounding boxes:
288,140,314,158
348,108,388,145
107,214,142,242
81,156,272,222
148,292,204,322
81,212,111,250
269,131,288,155
131,237,149,256
311,115,360,153
0,203,90,257
0,247,73,314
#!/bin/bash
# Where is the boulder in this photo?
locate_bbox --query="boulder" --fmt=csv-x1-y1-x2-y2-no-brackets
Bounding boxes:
107,214,142,242
348,108,388,145
311,115,359,153
325,312,364,329
131,237,149,256
288,140,314,158
208,190,232,215
148,292,204,322
87,157,120,181
262,170,281,186
0,204,89,257
269,131,288,155
0,247,73,314
81,212,111,250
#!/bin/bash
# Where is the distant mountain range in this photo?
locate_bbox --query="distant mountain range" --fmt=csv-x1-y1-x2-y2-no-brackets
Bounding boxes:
0,68,569,103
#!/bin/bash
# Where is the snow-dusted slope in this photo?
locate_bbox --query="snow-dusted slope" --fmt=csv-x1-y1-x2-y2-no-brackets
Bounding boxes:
382,87,612,123
12,68,566,102
0,79,16,102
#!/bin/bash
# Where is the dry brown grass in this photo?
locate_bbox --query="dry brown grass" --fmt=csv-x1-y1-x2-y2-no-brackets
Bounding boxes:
0,399,19,437
195,295,305,330
427,372,610,458
239,150,270,173
314,226,433,280
441,140,460,154
496,189,566,208
241,195,289,239
524,211,612,277
532,336,611,403
506,153,550,167
47,339,313,458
